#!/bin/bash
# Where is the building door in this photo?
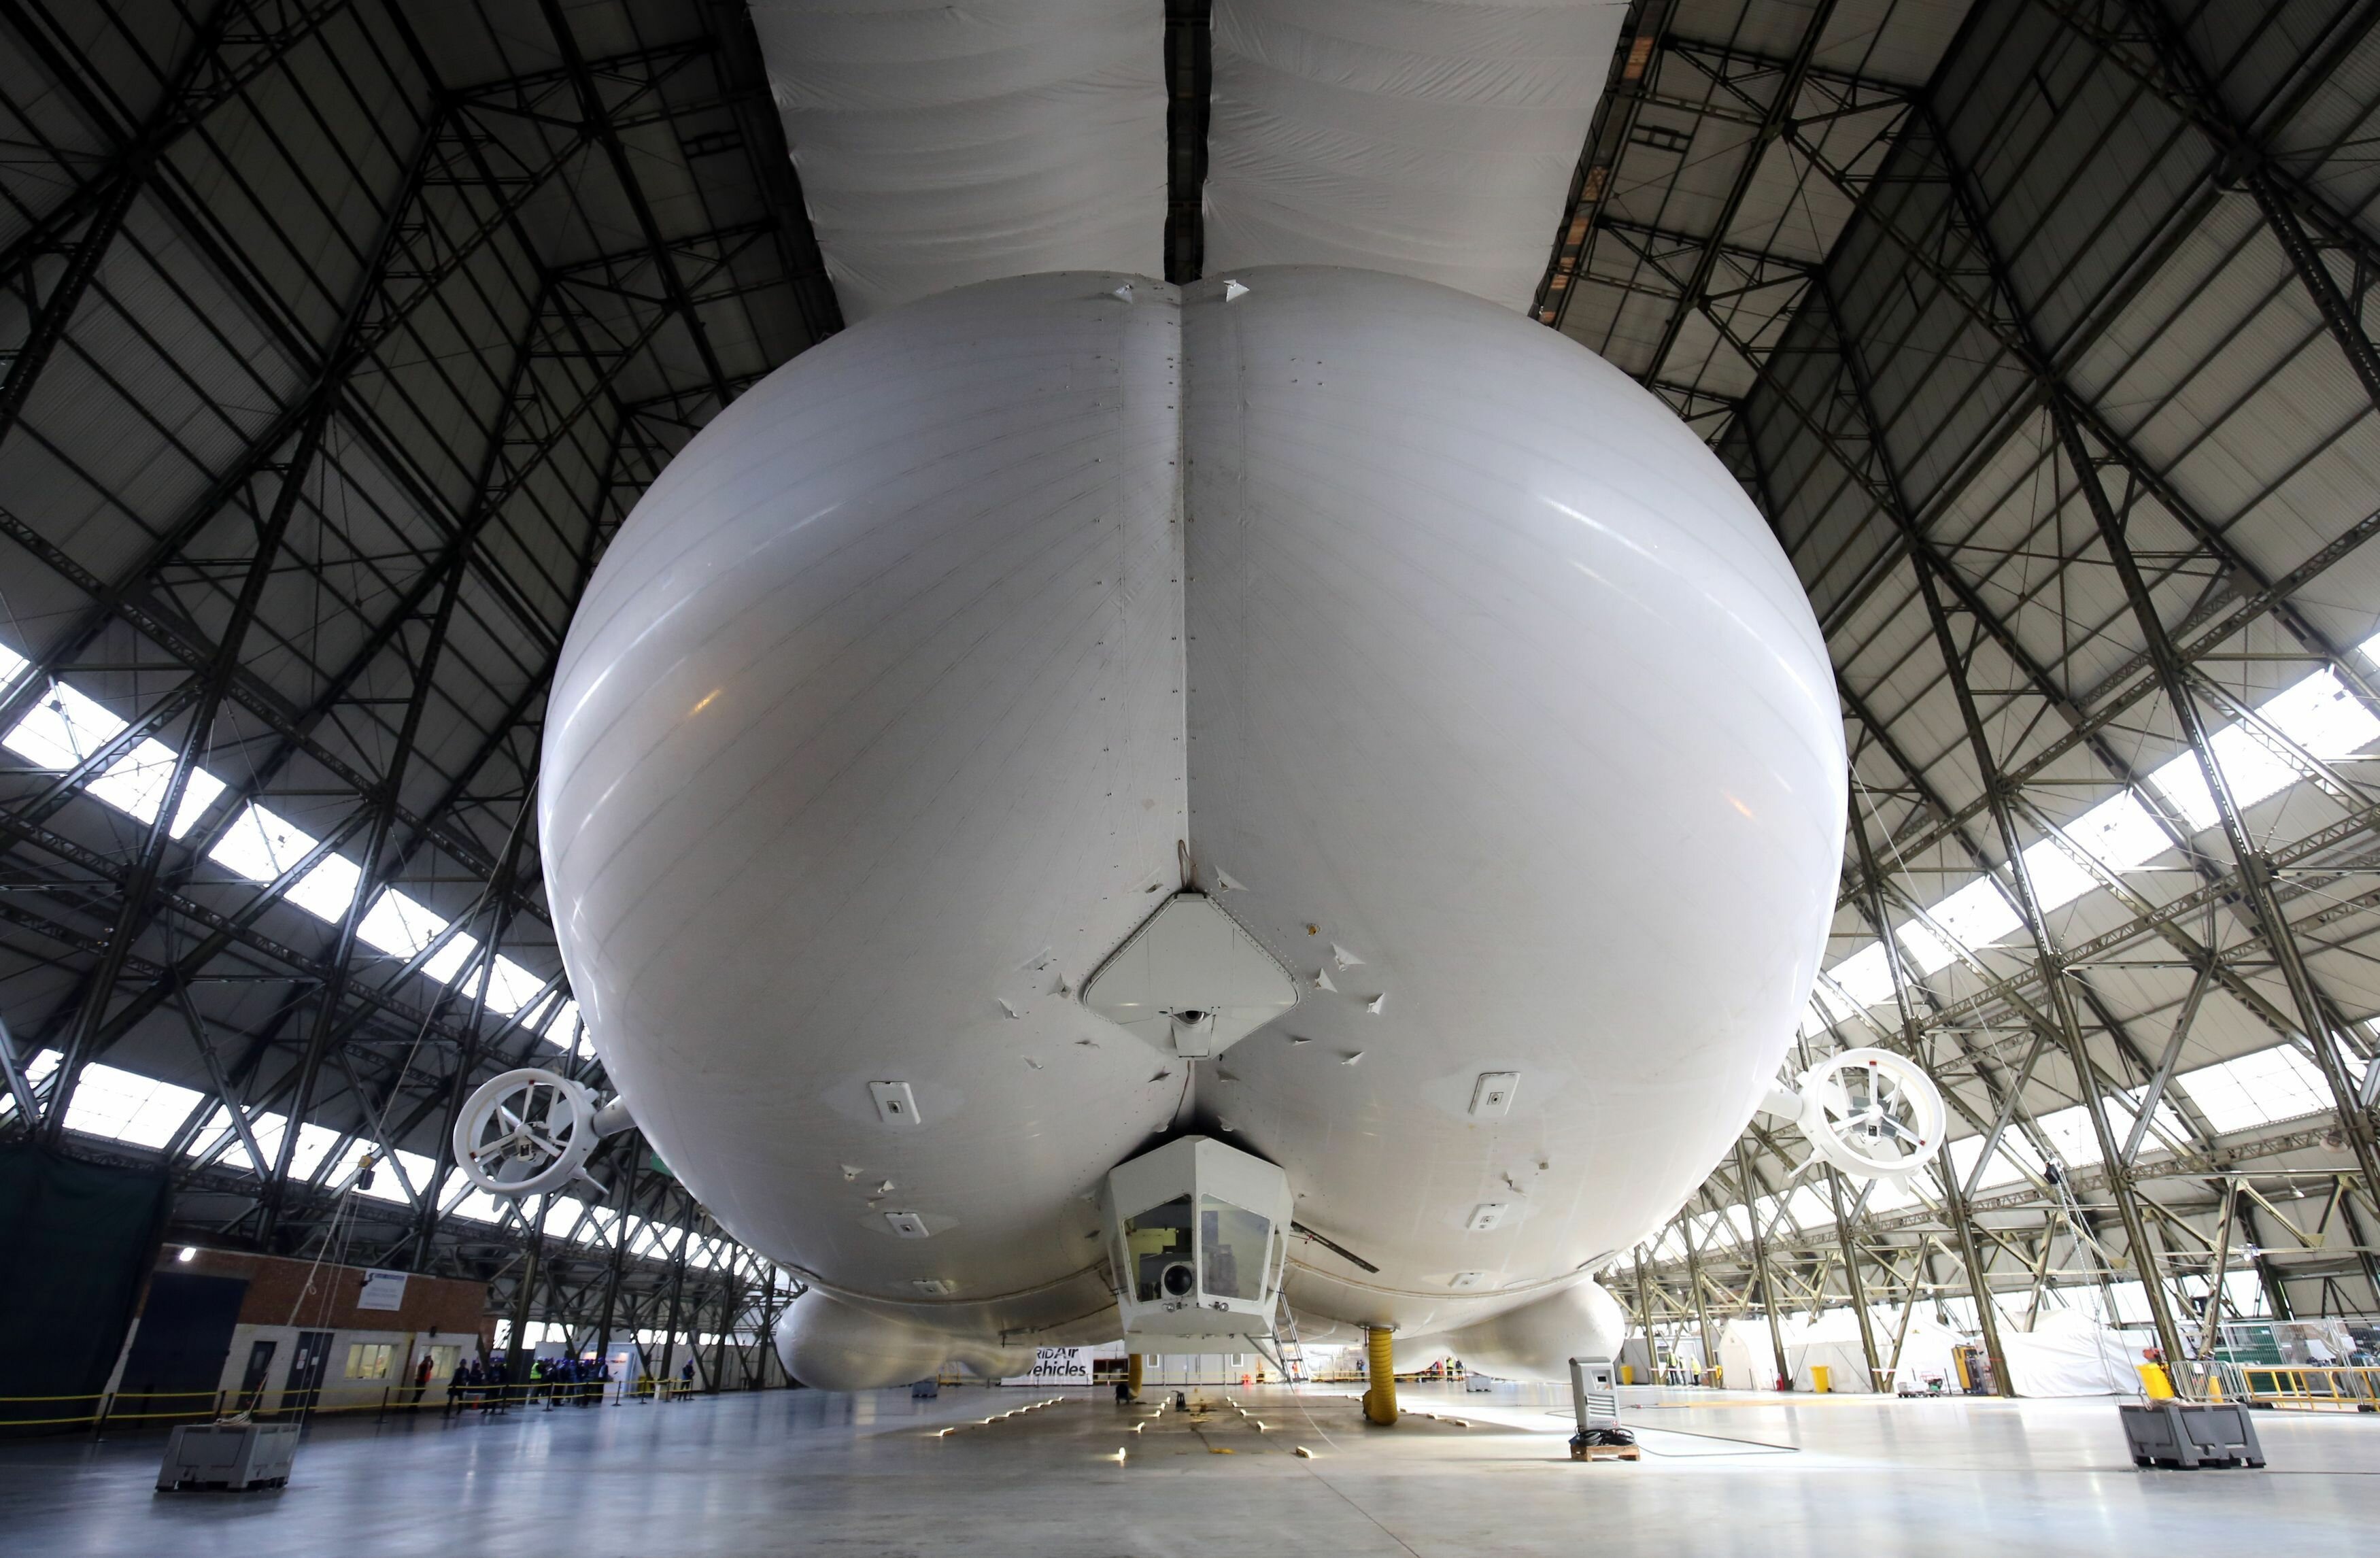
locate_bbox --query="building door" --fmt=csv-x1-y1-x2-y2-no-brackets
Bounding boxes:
116,1272,248,1424
284,1330,335,1412
236,1339,277,1411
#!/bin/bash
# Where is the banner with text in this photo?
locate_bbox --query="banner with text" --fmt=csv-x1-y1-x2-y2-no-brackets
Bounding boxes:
1004,1347,1098,1387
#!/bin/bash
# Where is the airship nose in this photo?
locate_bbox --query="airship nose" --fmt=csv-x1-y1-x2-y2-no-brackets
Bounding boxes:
540,267,1843,1327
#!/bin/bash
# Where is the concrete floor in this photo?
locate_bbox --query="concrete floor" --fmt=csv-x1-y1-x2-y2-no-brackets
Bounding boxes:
1,1381,2371,1556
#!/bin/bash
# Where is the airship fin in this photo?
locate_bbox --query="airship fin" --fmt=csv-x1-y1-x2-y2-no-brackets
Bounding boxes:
1084,893,1299,1058
1331,943,1364,968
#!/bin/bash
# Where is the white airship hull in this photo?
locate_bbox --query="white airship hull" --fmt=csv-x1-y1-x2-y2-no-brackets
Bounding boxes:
540,269,1844,1386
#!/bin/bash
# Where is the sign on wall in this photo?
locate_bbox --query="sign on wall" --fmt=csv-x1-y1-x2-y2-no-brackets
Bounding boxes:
1003,1347,1095,1386
356,1269,409,1311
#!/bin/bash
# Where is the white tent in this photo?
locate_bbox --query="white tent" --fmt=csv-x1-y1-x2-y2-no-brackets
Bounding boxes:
1717,1315,1803,1392
1877,1309,1968,1395
2001,1308,2145,1397
1796,1345,1871,1392
1767,1307,1965,1393
1785,1308,1873,1391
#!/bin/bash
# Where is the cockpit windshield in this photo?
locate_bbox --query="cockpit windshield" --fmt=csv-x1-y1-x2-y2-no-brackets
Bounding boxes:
1124,1195,1195,1302
1198,1194,1270,1301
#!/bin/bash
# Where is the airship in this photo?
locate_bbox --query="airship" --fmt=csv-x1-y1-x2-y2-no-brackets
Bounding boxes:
458,263,1943,1398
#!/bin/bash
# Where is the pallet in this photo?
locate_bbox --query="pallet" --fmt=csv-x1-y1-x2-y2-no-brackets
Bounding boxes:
1569,1442,1641,1462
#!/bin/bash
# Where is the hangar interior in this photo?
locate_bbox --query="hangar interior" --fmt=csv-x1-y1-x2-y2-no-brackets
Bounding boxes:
0,0,2375,1551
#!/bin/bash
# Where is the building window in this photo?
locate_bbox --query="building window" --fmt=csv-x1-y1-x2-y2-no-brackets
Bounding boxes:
345,1342,394,1380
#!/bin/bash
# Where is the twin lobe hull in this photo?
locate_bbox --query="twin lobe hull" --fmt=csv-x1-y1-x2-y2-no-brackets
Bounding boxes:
539,269,1845,1381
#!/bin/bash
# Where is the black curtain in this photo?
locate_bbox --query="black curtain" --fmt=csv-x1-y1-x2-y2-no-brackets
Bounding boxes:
0,1142,172,1433
116,1272,248,1423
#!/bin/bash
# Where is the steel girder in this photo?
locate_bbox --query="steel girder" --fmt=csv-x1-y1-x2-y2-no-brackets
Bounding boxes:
0,0,830,1318
1551,4,2380,1336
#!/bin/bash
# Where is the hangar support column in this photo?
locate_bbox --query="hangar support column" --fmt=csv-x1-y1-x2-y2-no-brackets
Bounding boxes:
1733,1142,1790,1391
1823,1168,1884,1392
1847,774,2014,1397
505,1192,551,1400
1780,237,2184,1382
593,1187,630,1398
1909,554,2188,1379
657,1221,694,1385
1630,1247,1658,1383
1676,1208,1719,1385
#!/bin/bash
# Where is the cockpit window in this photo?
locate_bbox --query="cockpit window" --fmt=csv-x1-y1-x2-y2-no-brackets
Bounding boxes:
1124,1195,1195,1303
1199,1195,1270,1302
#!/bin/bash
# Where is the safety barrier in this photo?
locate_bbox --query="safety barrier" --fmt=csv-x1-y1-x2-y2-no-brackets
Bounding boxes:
0,1375,648,1433
2220,1364,2380,1412
0,1385,428,1432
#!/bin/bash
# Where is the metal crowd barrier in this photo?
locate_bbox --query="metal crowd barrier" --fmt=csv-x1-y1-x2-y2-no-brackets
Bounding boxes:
2220,1363,2380,1411
0,1375,641,1433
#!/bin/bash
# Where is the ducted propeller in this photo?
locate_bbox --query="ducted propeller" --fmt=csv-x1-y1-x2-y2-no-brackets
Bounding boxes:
452,1067,634,1198
1757,1047,1946,1184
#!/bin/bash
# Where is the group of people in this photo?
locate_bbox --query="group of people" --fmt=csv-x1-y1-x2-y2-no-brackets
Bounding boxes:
528,1353,615,1408
441,1353,617,1414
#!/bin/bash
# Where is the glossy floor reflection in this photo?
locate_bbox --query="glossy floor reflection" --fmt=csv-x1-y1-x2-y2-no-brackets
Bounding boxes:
0,1381,2371,1556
